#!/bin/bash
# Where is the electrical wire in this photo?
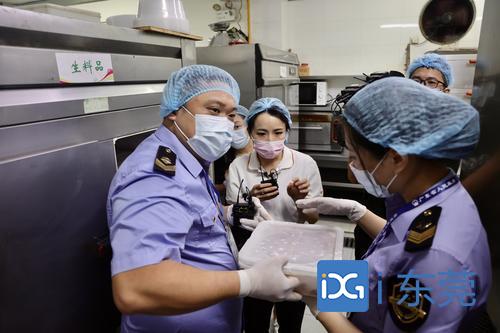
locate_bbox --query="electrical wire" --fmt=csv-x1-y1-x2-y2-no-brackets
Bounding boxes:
236,178,244,204
247,0,251,43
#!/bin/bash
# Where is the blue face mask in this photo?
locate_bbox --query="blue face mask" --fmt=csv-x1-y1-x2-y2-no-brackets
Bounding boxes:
175,106,233,162
231,127,249,149
349,153,398,198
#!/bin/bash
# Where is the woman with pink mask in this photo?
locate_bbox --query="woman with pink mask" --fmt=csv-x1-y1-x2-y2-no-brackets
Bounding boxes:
226,97,323,333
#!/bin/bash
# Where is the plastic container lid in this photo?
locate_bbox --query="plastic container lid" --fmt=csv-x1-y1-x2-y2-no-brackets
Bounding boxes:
133,0,190,34
239,221,344,296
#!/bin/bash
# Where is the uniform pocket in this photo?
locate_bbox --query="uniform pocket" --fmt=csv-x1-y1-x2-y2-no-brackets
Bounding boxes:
195,203,219,247
199,203,219,228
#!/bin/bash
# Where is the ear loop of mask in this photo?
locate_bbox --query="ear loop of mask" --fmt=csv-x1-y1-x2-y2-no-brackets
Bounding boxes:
173,106,194,141
368,151,399,192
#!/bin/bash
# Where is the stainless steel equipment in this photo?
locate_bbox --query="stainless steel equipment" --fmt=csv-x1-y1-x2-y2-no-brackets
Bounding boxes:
208,21,231,46
196,43,300,112
288,111,343,154
0,6,195,332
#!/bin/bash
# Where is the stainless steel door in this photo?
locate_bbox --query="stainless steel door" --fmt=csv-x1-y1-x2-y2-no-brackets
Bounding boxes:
0,140,120,332
289,122,331,145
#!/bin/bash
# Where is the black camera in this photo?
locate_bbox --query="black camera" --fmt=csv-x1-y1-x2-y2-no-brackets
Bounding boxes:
232,180,256,226
260,169,279,189
260,178,279,188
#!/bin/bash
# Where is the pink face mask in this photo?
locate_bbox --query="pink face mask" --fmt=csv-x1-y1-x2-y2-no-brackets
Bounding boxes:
253,139,285,159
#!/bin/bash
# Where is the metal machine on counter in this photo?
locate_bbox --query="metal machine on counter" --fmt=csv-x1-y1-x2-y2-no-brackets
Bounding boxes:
0,6,195,332
197,44,300,116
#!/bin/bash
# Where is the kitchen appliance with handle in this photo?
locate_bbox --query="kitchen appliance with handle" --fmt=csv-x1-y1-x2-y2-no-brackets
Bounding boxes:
288,112,343,153
289,80,328,106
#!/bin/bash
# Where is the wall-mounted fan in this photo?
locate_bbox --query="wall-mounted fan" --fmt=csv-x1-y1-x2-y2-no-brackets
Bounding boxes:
419,0,476,44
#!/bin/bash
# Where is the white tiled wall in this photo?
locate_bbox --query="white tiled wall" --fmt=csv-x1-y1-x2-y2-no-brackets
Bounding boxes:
248,0,286,48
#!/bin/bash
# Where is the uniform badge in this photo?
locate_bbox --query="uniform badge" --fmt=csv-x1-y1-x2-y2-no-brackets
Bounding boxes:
153,145,176,176
405,206,441,252
387,275,432,332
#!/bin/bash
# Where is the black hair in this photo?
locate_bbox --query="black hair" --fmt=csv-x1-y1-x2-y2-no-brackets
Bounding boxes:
247,107,291,133
342,119,389,171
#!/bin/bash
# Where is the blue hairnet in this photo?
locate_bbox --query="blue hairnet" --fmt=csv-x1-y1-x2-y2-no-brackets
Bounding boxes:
343,77,479,160
247,97,292,128
160,64,240,118
407,53,453,86
235,105,249,118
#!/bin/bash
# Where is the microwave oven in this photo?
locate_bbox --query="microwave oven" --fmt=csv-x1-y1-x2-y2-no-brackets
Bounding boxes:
289,81,328,106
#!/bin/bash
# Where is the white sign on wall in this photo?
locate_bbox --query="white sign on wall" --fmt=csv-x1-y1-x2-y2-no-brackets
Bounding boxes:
56,53,114,83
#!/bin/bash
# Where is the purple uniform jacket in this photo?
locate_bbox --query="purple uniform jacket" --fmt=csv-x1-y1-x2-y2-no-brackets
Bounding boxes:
351,173,491,332
107,126,242,333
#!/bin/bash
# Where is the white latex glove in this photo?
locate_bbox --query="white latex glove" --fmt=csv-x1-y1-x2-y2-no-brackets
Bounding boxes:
239,197,273,231
225,205,234,224
239,218,259,231
238,256,302,302
225,197,272,229
296,197,367,221
252,196,272,221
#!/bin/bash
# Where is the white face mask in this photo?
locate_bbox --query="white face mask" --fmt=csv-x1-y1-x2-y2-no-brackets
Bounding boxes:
231,127,249,149
174,106,233,162
349,153,398,198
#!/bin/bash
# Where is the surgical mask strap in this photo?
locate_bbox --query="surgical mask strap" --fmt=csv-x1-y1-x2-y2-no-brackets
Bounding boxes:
174,105,195,141
369,151,389,176
174,121,189,141
181,105,195,118
367,151,398,192
385,172,398,192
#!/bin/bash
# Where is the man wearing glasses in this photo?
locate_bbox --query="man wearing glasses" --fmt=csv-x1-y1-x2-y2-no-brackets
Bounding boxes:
407,53,452,93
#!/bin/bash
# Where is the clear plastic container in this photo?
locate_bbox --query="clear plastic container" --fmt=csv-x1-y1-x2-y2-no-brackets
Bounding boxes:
133,0,190,34
239,221,344,296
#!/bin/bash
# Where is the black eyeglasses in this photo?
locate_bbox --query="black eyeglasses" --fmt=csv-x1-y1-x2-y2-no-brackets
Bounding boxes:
411,77,446,89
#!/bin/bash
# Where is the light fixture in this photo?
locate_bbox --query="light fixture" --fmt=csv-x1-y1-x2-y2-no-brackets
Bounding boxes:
380,23,419,29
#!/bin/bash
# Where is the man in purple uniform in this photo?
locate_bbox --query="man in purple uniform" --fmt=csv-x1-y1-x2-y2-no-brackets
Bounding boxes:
107,65,301,333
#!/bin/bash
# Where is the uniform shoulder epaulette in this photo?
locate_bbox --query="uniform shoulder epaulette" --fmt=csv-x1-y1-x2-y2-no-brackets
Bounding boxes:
404,205,442,252
153,145,176,176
